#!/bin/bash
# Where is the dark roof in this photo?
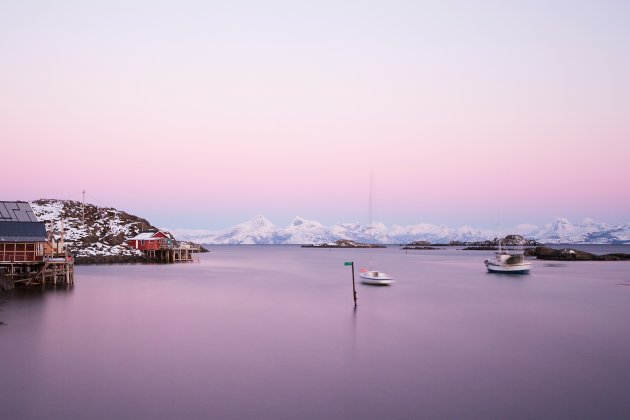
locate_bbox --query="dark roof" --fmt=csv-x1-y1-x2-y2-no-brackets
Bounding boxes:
0,201,40,222
0,221,47,242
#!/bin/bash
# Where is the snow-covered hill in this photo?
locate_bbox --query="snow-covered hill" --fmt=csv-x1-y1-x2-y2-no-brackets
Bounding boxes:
169,216,630,245
31,199,157,258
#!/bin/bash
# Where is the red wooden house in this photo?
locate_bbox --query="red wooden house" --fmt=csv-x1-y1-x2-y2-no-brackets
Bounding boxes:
127,231,172,251
0,201,47,262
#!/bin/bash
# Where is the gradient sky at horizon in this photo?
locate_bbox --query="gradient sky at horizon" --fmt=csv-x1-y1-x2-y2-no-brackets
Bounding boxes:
2,0,629,230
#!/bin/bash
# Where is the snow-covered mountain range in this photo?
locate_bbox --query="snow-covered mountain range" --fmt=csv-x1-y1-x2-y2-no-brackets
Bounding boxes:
169,216,630,245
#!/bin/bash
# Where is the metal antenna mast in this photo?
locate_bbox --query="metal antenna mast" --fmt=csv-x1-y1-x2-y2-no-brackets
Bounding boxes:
82,190,86,225
368,170,373,229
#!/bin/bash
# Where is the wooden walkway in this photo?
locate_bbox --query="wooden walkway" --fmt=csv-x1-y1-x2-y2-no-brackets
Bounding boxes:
143,244,201,263
0,256,74,287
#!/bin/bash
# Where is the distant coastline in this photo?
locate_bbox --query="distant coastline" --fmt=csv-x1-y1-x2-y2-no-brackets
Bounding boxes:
527,246,630,261
301,239,386,249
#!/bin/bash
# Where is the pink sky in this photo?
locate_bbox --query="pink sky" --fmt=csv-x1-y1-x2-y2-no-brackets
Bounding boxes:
2,1,629,229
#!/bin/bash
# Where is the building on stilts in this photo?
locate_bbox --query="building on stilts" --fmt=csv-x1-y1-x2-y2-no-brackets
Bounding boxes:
127,230,200,262
0,201,74,287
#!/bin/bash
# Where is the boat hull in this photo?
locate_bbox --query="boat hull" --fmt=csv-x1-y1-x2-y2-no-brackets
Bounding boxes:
359,272,394,285
360,278,394,286
485,261,531,274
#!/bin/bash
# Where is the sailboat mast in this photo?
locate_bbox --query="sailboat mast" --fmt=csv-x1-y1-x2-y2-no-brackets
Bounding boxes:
368,170,373,229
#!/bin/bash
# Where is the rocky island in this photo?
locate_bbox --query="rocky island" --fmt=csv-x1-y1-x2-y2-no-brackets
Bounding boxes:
401,241,442,250
455,235,541,250
526,247,630,261
401,235,540,250
302,239,386,248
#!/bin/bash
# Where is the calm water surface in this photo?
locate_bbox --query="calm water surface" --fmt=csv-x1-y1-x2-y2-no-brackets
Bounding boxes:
1,245,630,420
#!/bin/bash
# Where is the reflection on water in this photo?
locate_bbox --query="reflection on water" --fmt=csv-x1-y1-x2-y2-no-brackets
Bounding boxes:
1,245,630,420
545,263,568,267
6,283,73,301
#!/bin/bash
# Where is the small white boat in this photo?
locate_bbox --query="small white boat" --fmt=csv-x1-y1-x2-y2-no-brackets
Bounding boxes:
484,251,531,274
359,269,395,285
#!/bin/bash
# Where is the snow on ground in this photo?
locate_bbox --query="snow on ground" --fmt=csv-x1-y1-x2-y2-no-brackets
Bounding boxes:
31,199,147,258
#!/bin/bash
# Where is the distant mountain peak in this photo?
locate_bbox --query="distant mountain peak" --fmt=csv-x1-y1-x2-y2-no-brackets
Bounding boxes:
552,217,571,225
241,215,274,228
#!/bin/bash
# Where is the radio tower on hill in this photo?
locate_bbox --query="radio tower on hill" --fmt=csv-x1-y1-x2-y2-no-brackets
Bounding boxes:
82,190,86,226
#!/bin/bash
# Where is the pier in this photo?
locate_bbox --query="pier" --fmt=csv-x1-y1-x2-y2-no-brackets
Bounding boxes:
141,242,201,263
1,258,74,286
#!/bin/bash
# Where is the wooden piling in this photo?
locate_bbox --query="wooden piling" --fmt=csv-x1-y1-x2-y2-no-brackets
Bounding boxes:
345,261,357,306
140,243,200,263
1,258,74,288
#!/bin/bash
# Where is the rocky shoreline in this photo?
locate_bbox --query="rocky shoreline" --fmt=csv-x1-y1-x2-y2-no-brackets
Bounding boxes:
402,235,541,250
401,241,441,250
449,235,541,247
399,239,630,262
72,247,209,265
526,247,630,261
73,255,151,265
402,235,542,251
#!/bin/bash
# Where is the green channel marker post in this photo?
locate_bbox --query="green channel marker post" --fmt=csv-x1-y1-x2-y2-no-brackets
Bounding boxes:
344,261,357,306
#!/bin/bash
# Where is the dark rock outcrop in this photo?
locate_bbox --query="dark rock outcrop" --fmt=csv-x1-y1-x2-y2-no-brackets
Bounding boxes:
73,255,150,265
408,240,431,246
103,232,128,246
401,240,441,250
451,235,540,247
0,268,14,292
302,239,385,248
402,242,440,250
527,246,630,261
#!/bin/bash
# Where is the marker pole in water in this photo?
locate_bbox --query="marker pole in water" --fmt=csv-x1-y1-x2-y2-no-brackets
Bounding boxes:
344,262,357,306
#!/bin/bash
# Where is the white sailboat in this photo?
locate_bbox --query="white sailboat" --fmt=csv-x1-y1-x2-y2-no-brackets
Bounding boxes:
484,240,532,274
360,171,395,286
359,268,395,285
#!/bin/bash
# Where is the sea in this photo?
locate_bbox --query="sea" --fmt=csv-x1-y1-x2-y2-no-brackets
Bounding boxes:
1,245,630,420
